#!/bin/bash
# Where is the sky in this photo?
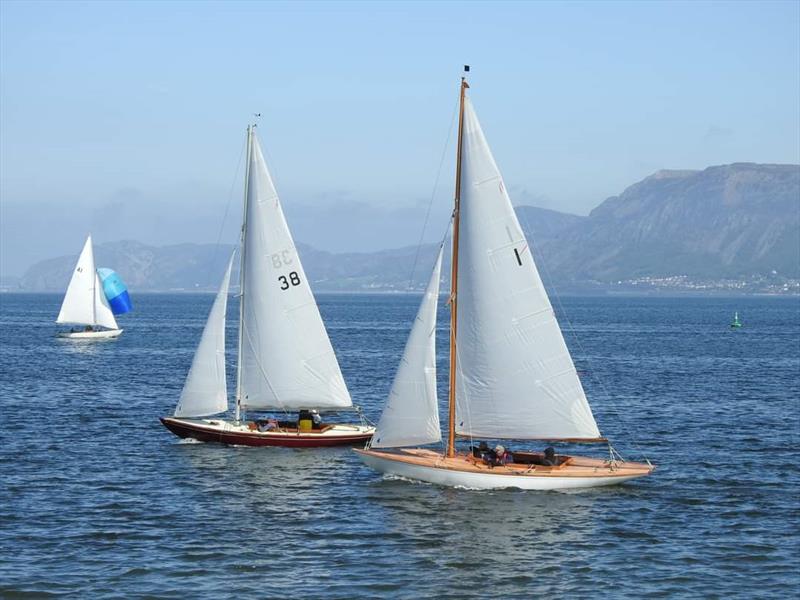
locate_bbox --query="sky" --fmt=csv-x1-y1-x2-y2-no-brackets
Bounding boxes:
1,0,798,277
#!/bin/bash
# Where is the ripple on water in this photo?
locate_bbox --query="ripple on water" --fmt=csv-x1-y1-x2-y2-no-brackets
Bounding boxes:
1,293,798,597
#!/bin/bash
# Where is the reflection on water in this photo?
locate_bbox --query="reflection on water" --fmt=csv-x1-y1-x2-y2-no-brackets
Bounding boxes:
56,336,121,354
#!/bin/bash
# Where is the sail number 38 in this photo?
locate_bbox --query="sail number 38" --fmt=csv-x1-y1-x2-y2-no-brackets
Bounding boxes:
278,272,301,290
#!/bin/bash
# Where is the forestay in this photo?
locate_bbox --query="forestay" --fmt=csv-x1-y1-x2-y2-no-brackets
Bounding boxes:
239,132,352,411
56,235,118,330
174,253,234,418
454,98,601,440
372,248,443,448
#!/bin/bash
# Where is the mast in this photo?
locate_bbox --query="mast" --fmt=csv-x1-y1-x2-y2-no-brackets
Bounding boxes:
92,271,97,327
447,68,469,458
235,125,253,422
91,239,97,327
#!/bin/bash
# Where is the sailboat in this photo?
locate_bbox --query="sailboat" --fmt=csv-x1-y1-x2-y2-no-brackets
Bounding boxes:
356,71,655,490
731,311,743,328
160,126,374,447
56,235,124,339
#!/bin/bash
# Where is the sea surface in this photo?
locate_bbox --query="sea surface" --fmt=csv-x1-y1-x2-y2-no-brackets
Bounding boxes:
1,293,798,598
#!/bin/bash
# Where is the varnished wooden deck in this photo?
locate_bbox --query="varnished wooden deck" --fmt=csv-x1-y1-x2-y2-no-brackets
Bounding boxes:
356,447,654,478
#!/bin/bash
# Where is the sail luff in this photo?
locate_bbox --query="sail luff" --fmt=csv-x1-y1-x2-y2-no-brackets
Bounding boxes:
234,125,253,422
174,252,235,418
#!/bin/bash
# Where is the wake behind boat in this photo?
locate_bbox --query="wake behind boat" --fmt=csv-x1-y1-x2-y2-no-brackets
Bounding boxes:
356,69,654,490
56,235,132,339
161,125,373,448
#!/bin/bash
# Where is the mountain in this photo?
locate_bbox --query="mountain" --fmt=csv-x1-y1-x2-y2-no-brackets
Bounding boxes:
14,163,800,293
18,241,237,292
543,163,799,281
16,205,580,292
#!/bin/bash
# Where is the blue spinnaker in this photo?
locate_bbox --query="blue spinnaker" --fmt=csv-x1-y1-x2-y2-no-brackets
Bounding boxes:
97,268,133,315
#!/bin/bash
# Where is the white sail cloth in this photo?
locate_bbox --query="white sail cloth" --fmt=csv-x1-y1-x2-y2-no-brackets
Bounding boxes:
372,248,443,448
238,132,352,411
174,253,234,417
56,235,118,330
454,97,601,440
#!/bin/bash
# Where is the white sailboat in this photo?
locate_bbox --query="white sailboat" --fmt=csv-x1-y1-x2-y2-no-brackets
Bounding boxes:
161,126,374,447
56,235,123,339
356,71,654,489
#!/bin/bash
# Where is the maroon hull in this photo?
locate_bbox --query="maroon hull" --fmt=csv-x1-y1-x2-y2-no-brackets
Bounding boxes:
160,417,373,448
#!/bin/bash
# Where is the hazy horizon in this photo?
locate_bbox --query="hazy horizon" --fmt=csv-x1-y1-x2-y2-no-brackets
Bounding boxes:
2,1,799,277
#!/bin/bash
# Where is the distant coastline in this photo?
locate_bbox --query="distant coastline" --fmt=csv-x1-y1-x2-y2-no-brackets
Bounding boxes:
8,163,798,296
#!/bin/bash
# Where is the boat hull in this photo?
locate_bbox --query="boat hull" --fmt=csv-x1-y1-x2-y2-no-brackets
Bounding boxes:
355,448,654,491
58,328,123,339
161,417,374,448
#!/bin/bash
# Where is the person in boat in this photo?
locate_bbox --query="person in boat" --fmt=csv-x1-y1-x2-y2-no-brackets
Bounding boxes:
496,445,512,465
542,446,557,466
298,410,313,431
257,419,277,432
311,410,322,430
472,441,490,458
84,325,93,332
483,445,510,468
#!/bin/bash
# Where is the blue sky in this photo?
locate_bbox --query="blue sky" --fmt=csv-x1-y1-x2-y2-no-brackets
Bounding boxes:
1,0,798,276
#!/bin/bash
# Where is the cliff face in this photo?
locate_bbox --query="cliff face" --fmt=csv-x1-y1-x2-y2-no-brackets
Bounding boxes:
542,163,799,280
17,163,800,291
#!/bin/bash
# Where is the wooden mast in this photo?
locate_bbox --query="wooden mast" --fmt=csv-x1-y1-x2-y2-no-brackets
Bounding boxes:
447,71,469,458
235,124,253,423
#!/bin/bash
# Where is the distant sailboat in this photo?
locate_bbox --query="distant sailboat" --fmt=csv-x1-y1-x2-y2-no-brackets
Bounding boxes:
56,235,126,339
160,125,374,447
356,71,654,489
731,311,743,328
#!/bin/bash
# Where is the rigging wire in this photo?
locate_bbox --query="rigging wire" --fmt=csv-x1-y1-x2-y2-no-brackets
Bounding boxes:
211,132,247,278
406,95,460,291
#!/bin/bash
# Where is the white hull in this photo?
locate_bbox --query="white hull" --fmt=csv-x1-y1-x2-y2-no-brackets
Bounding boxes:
356,449,651,491
58,329,123,339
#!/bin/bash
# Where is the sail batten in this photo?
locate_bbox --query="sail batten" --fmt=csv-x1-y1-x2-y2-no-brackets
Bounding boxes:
175,253,234,418
372,248,443,448
238,131,352,411
453,96,601,441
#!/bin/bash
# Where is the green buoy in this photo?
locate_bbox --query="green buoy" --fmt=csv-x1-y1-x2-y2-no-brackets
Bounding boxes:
731,311,742,328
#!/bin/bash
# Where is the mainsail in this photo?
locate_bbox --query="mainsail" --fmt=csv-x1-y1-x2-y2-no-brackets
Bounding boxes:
372,248,443,448
238,132,352,411
454,97,601,440
56,235,118,330
174,253,234,418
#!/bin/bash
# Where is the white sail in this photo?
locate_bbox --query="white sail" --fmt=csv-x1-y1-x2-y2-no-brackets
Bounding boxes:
238,131,352,411
56,235,118,329
92,272,119,330
372,248,443,448
174,253,234,418
454,97,601,440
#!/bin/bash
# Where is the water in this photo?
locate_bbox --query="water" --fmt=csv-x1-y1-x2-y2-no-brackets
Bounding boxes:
1,293,798,598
